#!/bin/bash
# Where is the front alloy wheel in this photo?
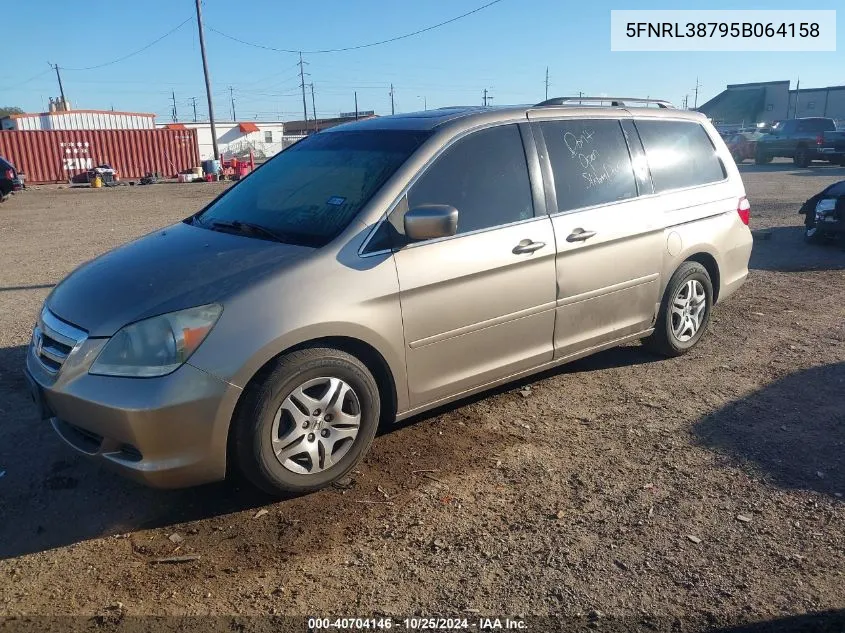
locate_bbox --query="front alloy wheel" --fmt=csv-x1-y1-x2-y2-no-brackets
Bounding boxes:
272,377,361,475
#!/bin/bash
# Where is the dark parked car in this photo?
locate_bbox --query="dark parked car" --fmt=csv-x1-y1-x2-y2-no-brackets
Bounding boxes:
755,117,845,167
0,155,23,201
799,180,845,243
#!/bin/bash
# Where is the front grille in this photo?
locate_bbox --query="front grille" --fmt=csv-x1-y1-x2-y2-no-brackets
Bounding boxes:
31,308,87,374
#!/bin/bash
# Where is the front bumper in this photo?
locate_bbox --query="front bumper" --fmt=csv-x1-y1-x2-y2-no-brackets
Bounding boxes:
25,339,240,489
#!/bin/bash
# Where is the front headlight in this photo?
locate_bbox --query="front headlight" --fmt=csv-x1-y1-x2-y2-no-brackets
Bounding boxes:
815,198,836,218
89,304,222,377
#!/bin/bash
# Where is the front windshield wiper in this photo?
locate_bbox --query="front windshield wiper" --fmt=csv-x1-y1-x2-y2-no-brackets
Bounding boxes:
205,219,290,243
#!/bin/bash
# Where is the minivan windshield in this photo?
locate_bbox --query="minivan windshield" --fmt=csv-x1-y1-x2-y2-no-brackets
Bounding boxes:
193,129,430,247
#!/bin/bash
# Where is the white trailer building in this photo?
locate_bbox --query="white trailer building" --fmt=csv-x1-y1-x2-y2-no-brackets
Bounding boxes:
157,121,297,160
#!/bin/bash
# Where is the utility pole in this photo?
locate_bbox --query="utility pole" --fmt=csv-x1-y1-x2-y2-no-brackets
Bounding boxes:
190,97,198,122
545,67,549,101
49,63,66,105
794,77,800,118
195,0,219,160
354,91,358,120
228,86,236,121
171,90,178,122
693,77,702,109
298,52,309,129
482,88,493,107
389,83,395,115
309,83,318,132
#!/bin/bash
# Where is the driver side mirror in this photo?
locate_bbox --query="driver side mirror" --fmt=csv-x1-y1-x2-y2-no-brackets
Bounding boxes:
404,205,459,241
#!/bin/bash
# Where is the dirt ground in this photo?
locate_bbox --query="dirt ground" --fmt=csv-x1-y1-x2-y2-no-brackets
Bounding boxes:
1,163,843,632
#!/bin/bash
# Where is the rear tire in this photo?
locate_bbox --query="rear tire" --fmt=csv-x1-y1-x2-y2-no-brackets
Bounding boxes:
645,262,713,358
794,147,811,168
754,150,772,165
232,347,381,496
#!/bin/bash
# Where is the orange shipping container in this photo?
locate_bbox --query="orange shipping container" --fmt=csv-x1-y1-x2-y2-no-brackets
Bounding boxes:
0,128,200,184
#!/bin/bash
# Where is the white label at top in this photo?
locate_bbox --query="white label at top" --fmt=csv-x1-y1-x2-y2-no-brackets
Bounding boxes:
610,10,836,51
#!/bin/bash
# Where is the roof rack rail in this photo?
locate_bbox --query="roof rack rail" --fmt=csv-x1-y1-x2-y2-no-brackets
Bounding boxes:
535,96,674,109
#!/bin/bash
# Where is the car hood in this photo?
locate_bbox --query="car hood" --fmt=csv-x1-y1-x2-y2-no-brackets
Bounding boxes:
47,221,313,337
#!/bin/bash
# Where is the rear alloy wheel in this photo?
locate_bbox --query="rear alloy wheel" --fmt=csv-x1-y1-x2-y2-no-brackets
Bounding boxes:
794,147,811,168
233,347,381,496
645,262,713,357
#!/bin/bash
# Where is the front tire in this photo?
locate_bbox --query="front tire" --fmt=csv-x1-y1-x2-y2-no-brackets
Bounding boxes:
754,149,772,165
645,262,713,358
232,347,381,496
804,224,826,245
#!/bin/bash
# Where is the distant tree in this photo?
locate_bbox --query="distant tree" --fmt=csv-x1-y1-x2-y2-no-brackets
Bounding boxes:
0,106,24,118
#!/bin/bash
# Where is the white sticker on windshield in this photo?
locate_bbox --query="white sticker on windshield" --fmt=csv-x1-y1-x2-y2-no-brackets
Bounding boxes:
326,196,346,206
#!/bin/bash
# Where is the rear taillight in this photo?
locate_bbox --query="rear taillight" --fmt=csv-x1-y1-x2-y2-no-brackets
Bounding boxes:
737,196,750,225
816,134,824,146
4,169,13,180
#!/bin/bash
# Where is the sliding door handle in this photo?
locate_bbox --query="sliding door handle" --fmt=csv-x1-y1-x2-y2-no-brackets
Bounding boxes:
512,239,546,254
566,228,597,242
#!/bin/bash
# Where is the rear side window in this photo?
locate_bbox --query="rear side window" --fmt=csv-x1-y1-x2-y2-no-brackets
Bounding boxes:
635,120,726,193
537,119,638,213
408,124,534,235
796,119,835,133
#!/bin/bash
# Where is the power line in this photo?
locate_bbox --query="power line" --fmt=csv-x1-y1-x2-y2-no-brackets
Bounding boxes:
208,0,505,54
62,17,194,71
0,68,52,92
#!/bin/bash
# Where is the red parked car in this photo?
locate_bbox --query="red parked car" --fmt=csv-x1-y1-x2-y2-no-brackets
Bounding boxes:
725,132,759,164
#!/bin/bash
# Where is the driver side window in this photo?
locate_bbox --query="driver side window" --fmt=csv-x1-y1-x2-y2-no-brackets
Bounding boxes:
364,124,535,253
407,124,534,236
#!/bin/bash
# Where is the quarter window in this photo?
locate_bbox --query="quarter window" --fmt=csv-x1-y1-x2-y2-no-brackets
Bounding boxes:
407,124,534,235
635,120,725,193
538,119,638,212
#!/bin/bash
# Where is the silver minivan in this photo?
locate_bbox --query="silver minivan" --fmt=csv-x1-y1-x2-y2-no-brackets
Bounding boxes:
25,98,753,495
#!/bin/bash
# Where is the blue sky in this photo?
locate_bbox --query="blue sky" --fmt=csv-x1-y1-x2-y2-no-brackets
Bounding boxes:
1,0,842,122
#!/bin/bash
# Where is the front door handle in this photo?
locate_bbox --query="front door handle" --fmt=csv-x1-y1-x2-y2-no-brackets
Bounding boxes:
512,239,546,254
566,228,597,242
